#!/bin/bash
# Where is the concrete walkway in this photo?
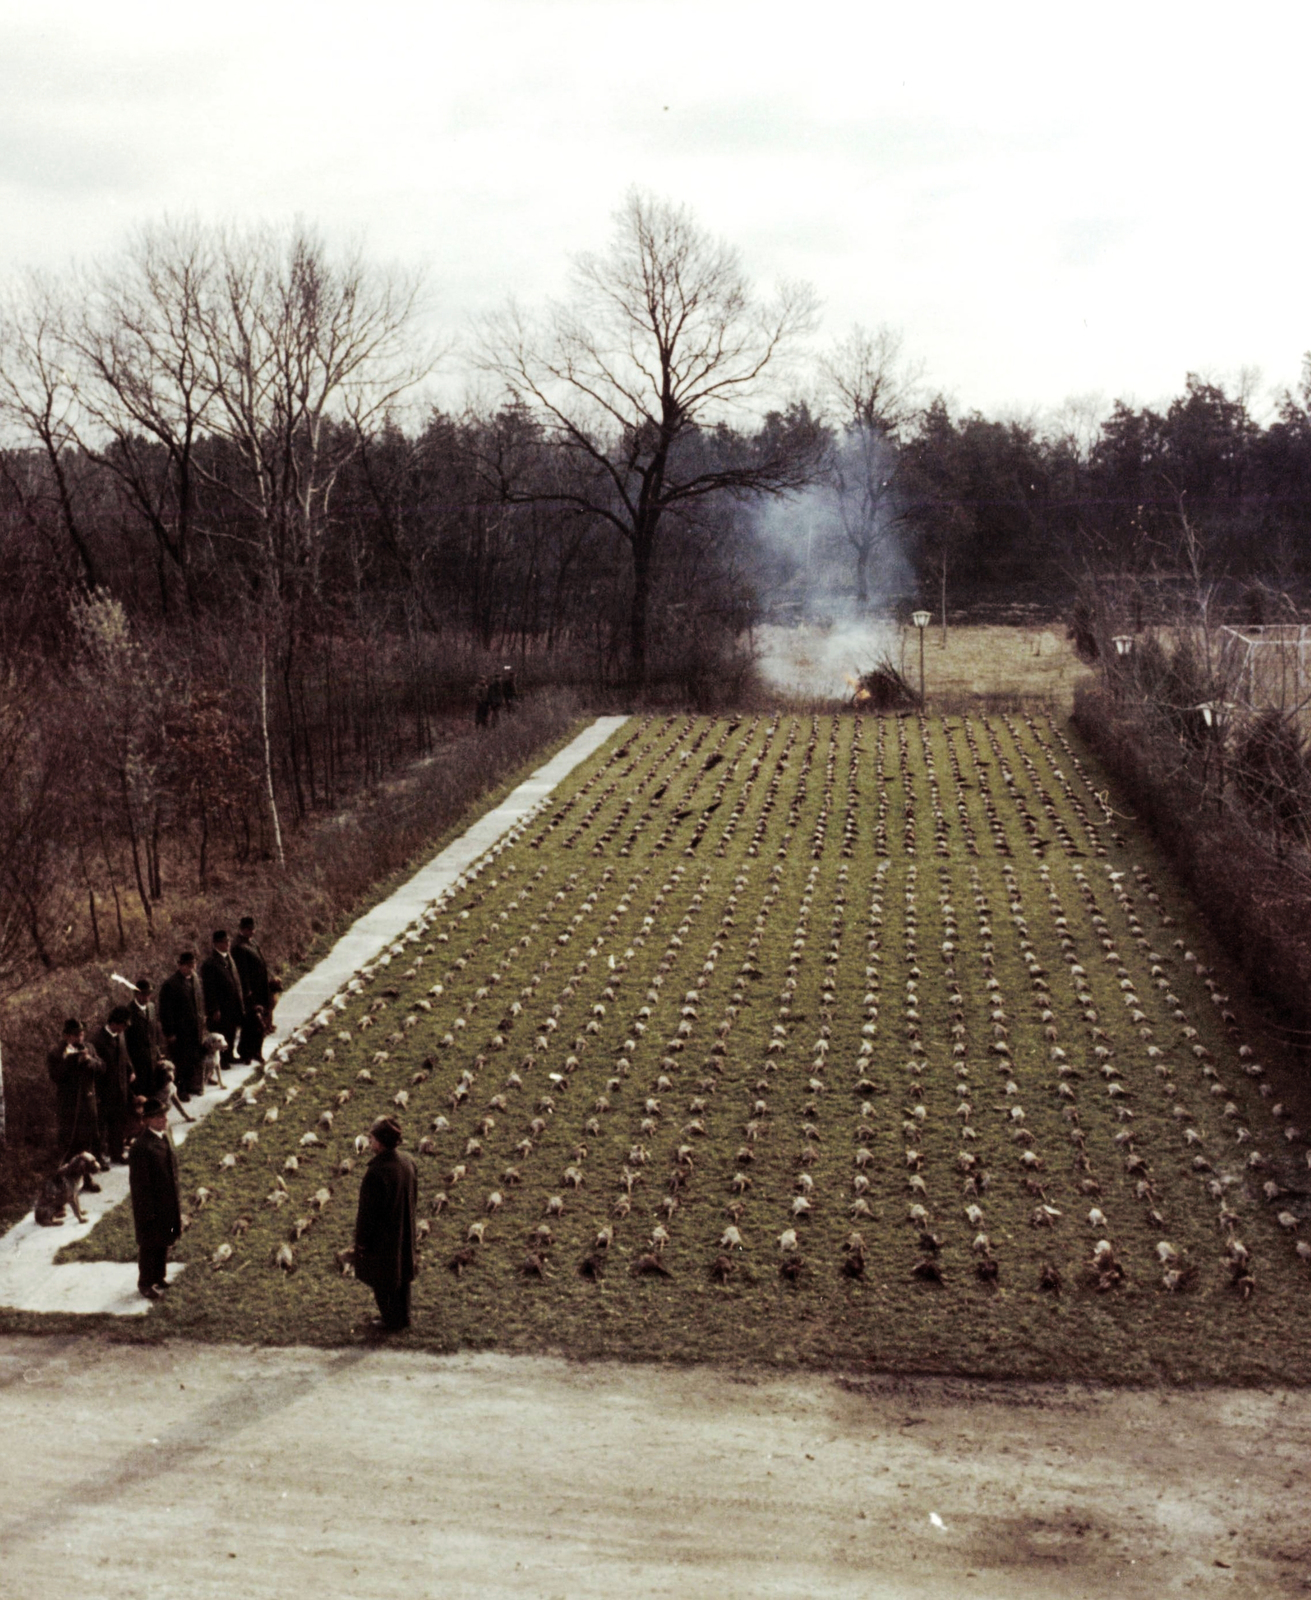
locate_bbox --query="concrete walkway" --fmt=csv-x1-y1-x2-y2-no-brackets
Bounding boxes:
0,715,628,1317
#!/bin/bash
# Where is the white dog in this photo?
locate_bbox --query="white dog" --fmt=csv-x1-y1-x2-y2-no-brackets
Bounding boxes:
201,1031,229,1090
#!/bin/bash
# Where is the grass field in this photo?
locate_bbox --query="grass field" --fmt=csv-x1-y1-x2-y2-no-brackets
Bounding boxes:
56,711,1311,1382
756,622,1093,708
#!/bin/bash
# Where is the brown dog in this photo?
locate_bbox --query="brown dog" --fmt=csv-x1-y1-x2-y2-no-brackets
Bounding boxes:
33,1153,101,1226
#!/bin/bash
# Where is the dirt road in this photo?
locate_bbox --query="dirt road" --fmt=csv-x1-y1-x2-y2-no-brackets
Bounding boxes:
0,1337,1306,1599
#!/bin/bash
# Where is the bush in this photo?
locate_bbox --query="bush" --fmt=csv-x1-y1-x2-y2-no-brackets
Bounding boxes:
1072,684,1311,1036
1233,709,1311,843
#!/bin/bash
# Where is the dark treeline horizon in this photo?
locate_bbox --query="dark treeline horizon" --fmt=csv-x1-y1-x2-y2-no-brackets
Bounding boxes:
1,203,1310,989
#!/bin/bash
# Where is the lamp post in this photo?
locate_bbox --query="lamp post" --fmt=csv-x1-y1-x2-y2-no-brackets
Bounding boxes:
1110,635,1134,701
1198,701,1228,813
912,610,931,704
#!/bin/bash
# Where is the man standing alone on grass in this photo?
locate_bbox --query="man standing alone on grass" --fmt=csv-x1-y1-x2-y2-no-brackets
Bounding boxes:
159,952,205,1100
128,1096,181,1300
354,1115,418,1333
231,916,271,1065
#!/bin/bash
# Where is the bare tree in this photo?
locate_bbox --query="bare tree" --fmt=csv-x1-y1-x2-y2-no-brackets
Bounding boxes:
478,191,820,688
196,223,431,610
819,323,922,436
817,324,921,607
0,274,101,592
68,221,217,616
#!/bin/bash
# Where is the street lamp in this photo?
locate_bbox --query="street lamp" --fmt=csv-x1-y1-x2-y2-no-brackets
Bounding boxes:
1197,701,1230,812
912,610,931,703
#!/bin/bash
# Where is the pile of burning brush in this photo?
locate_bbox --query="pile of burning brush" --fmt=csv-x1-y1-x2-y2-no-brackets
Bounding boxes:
849,656,920,711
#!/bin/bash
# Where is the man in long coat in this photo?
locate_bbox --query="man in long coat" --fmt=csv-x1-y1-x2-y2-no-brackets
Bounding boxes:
91,1005,135,1164
354,1116,418,1332
231,916,271,1066
201,930,245,1074
158,952,205,1100
125,977,165,1104
47,1019,105,1174
127,1096,181,1300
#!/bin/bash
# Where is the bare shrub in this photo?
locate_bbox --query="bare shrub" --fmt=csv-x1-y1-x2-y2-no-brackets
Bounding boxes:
854,656,919,712
1073,683,1311,1035
1232,709,1311,844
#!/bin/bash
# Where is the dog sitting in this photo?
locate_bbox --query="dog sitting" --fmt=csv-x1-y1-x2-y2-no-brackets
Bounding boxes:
34,1153,101,1226
200,1031,228,1091
158,1061,194,1122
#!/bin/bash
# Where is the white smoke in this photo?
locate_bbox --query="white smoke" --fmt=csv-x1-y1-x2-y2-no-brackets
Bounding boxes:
751,425,915,695
753,618,907,697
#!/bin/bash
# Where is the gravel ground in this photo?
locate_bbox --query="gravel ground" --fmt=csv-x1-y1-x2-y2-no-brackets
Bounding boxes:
1,1336,1308,1599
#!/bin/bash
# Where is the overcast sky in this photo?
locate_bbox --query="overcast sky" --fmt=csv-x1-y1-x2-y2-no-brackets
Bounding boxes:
2,0,1306,422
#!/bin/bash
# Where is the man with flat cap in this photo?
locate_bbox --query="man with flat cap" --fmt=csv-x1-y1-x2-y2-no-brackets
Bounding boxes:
354,1116,418,1332
128,1096,181,1300
201,930,245,1075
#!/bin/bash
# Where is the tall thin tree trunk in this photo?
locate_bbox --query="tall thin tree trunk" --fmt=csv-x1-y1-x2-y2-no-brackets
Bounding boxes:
262,634,287,868
629,536,653,692
120,774,155,938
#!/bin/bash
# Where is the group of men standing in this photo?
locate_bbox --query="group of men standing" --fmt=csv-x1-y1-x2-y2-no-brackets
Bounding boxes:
48,918,275,1173
46,913,422,1327
474,664,517,729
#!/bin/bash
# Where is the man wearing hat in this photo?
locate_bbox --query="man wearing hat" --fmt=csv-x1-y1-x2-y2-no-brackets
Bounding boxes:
353,1116,418,1332
125,977,165,1103
128,1096,181,1300
159,951,205,1100
91,1005,136,1165
231,916,272,1066
201,930,245,1075
47,1018,105,1174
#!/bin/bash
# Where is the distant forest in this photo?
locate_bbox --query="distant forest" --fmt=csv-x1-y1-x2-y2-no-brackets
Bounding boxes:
1,200,1310,988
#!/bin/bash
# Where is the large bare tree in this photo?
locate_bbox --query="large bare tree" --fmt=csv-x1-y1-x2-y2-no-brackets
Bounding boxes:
817,324,921,606
68,222,217,616
196,223,431,611
479,191,820,688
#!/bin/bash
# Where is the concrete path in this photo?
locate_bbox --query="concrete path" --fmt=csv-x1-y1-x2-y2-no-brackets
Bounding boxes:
0,1338,1305,1600
0,716,628,1317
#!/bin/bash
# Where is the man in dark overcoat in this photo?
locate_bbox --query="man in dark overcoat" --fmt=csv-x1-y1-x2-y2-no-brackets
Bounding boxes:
125,977,165,1103
354,1116,418,1332
231,916,271,1066
159,951,205,1100
201,930,245,1074
47,1019,105,1175
127,1096,181,1300
91,1005,135,1164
